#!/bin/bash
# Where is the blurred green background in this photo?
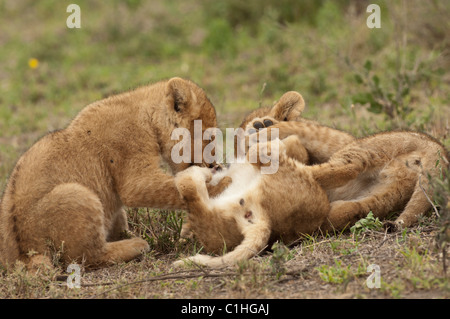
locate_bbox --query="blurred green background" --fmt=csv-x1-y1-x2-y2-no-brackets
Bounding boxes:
0,0,449,191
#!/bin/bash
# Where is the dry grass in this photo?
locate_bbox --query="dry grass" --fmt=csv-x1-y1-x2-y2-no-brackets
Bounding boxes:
1,214,447,299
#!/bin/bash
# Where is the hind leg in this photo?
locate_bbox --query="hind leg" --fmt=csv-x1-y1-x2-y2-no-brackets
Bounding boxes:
175,168,243,253
174,218,271,268
108,208,130,241
321,174,415,232
22,183,148,268
310,143,393,190
180,168,233,239
394,179,432,229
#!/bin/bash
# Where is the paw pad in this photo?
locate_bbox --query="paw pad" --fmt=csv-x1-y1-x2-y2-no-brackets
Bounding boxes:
252,118,274,131
253,121,264,130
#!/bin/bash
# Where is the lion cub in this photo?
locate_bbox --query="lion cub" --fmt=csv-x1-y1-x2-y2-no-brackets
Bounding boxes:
174,137,330,268
244,92,449,231
0,77,218,270
174,93,448,267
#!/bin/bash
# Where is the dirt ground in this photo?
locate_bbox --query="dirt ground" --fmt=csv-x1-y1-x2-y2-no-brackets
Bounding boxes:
1,214,447,300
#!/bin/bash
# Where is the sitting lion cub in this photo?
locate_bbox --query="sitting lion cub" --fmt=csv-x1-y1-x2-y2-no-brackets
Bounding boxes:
0,77,218,270
174,93,448,268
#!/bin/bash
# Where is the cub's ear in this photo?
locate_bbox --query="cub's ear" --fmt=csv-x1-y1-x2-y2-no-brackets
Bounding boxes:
165,77,196,114
269,91,305,121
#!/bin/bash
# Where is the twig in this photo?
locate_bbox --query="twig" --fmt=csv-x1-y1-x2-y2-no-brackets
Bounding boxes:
418,173,440,218
442,246,447,276
87,271,238,299
82,262,303,299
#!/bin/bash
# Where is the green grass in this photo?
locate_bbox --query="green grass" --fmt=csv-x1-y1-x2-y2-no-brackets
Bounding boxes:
0,0,449,299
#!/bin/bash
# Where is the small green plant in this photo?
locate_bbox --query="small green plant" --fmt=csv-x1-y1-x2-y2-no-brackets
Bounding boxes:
269,241,290,279
350,211,383,235
328,238,359,255
381,279,405,299
316,260,352,284
317,260,366,287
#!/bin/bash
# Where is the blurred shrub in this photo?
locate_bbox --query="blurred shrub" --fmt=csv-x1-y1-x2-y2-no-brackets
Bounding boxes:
202,18,236,56
350,49,445,128
200,0,352,32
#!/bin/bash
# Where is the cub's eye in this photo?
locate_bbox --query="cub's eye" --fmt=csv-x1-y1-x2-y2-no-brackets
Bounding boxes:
253,121,264,130
263,119,273,127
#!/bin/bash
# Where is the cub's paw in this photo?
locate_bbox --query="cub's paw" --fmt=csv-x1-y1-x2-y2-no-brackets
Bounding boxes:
247,139,284,167
172,254,216,268
383,220,404,233
129,237,150,253
172,256,204,268
176,165,212,181
245,116,278,135
245,117,281,153
180,222,194,240
185,165,213,182
175,176,198,201
172,259,189,268
176,166,212,191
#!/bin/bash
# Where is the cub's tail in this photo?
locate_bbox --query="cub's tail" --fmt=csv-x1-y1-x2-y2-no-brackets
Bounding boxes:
174,221,271,268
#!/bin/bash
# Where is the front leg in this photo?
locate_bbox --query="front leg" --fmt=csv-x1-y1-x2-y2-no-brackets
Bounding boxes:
175,165,212,201
244,121,306,158
281,135,309,164
175,168,214,240
116,150,214,210
118,168,188,210
246,121,303,144
206,176,232,197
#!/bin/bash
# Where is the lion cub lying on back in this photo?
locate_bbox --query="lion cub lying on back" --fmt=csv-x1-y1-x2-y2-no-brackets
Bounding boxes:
174,136,330,267
174,92,448,267
243,92,449,230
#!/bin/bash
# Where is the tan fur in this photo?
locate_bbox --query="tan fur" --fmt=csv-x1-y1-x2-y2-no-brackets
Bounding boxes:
174,92,448,267
239,91,355,164
0,77,218,270
242,92,449,230
174,137,330,267
313,131,449,231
